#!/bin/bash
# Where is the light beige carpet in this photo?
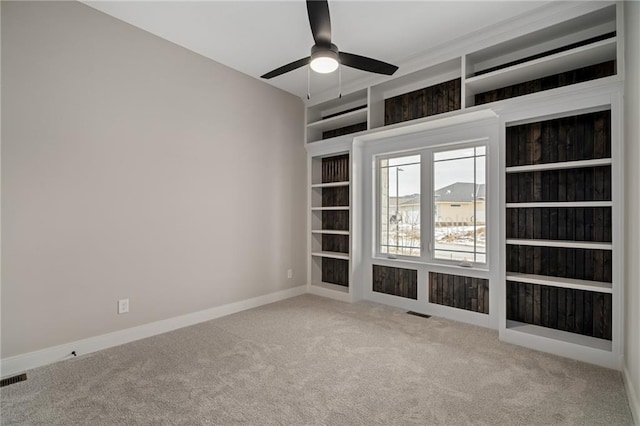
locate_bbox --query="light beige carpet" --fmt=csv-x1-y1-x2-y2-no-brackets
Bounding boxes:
0,294,633,425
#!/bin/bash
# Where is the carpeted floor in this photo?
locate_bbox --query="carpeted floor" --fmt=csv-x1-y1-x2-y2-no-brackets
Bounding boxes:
0,294,634,425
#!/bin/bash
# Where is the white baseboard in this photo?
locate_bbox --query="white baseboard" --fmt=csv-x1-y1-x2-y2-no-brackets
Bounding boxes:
0,285,306,378
624,366,640,425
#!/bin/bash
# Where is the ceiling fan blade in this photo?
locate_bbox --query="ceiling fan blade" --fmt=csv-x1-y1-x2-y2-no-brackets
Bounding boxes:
339,52,398,76
307,0,332,46
261,57,311,79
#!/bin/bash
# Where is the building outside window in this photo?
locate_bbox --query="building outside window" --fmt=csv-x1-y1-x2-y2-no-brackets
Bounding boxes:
377,145,486,265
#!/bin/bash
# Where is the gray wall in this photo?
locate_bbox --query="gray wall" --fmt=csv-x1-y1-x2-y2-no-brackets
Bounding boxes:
1,1,306,358
625,0,640,418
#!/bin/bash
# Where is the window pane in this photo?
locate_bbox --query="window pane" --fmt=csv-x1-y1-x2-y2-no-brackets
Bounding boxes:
433,147,486,264
380,155,420,257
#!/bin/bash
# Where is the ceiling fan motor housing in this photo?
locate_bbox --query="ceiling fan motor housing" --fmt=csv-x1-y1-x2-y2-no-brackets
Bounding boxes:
310,43,340,73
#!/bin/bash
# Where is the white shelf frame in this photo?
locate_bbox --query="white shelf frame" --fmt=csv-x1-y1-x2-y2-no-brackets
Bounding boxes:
307,107,368,131
311,230,350,235
303,1,624,369
311,206,350,211
311,251,350,261
505,158,612,173
505,320,612,352
311,181,350,188
506,238,612,250
506,273,612,293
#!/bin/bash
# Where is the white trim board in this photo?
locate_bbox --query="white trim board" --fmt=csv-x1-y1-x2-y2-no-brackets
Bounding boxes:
624,366,640,426
0,285,306,378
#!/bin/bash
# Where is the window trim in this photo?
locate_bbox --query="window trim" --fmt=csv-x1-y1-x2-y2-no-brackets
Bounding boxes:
430,143,487,267
375,151,424,260
374,140,489,267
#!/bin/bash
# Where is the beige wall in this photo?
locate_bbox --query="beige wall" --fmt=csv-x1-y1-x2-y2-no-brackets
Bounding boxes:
1,1,306,358
625,0,640,419
435,201,485,225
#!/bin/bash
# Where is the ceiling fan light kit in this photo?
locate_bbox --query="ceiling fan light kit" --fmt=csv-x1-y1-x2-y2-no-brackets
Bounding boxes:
261,0,398,82
310,44,339,74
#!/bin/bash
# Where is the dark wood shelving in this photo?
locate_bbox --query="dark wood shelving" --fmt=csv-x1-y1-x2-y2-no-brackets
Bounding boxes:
506,207,612,242
505,110,611,167
373,265,417,300
505,110,613,341
429,272,489,314
506,281,612,340
475,61,615,106
384,78,461,126
506,166,611,203
313,154,351,290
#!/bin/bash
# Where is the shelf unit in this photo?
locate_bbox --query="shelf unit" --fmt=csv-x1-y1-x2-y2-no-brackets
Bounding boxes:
465,37,616,96
310,153,351,295
504,109,615,357
306,90,368,143
303,2,625,367
304,3,620,145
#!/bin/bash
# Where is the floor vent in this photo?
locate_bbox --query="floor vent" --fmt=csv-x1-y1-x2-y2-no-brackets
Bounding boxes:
407,311,431,319
0,373,27,388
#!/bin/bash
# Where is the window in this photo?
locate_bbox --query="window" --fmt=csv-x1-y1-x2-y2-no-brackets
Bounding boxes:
379,154,421,257
377,145,487,265
433,146,486,264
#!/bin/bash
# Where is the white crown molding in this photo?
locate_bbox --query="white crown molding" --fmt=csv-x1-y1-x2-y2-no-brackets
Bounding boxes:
0,285,306,378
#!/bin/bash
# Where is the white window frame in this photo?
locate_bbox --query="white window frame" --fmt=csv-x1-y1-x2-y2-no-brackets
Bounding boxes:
375,141,489,268
376,151,424,259
430,144,487,267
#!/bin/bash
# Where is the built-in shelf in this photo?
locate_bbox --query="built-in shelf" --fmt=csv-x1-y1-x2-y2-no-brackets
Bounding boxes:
506,239,612,250
466,38,616,94
311,206,350,211
506,201,612,208
505,158,611,173
311,251,350,260
505,320,612,352
307,108,368,131
311,230,350,235
506,273,612,293
311,181,350,188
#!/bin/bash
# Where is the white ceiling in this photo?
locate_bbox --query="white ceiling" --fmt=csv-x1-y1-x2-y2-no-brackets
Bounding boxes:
84,1,553,102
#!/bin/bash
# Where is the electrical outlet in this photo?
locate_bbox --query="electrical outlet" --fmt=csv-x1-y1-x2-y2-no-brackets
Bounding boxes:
118,298,129,314
287,269,293,279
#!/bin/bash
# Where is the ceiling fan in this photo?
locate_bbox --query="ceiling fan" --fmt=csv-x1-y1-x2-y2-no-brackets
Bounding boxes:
260,0,399,79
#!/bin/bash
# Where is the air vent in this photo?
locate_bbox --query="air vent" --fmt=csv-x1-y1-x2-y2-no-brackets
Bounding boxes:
0,373,27,388
407,311,431,319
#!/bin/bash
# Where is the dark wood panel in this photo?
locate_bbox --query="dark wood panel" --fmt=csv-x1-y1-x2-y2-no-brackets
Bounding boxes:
506,245,612,283
322,122,367,140
322,186,349,207
321,154,350,183
506,166,611,203
506,207,611,242
322,258,349,287
428,272,489,314
505,110,611,167
373,265,418,300
506,281,612,340
475,61,615,106
322,234,349,254
321,210,349,231
384,78,461,126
